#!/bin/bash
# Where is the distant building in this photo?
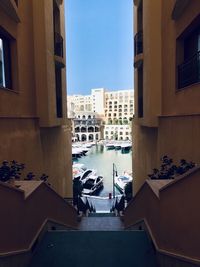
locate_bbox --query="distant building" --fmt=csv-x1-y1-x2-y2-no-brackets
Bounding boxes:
104,124,131,141
104,90,134,124
73,111,102,142
67,88,134,141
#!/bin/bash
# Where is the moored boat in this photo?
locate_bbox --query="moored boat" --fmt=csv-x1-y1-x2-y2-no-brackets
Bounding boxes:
114,172,132,193
121,142,132,153
114,142,122,150
82,175,104,195
80,169,97,184
105,143,115,150
72,148,82,159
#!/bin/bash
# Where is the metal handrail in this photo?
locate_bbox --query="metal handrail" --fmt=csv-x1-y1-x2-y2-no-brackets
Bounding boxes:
134,31,143,55
178,50,200,89
54,32,63,57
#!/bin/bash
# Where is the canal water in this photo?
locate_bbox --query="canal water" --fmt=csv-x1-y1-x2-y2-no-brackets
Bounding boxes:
73,144,132,198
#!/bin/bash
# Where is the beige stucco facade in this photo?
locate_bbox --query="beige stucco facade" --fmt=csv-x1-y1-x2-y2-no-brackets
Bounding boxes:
134,0,200,193
0,0,72,197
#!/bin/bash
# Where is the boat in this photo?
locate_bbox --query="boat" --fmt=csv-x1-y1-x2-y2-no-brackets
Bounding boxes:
81,145,90,154
72,163,87,179
105,143,115,150
79,169,97,184
121,142,132,153
73,163,87,172
85,142,93,148
114,172,132,193
72,148,82,159
82,175,104,195
114,142,122,150
72,145,88,157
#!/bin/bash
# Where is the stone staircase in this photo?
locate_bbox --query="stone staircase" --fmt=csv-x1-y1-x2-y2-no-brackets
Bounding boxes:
29,213,157,267
79,212,124,231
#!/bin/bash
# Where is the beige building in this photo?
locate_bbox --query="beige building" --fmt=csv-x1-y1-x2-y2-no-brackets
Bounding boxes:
0,0,72,198
68,88,134,140
105,89,134,124
68,88,134,121
104,124,131,141
124,0,200,265
133,0,200,193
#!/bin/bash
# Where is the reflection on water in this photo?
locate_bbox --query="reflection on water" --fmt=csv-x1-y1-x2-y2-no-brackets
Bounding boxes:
74,144,132,197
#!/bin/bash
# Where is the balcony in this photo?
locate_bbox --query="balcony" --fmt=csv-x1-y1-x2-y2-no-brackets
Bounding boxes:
74,119,101,127
54,32,63,57
178,51,200,89
134,31,143,56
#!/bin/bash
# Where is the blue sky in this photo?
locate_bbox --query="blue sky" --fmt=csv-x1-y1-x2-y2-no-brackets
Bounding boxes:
65,0,133,95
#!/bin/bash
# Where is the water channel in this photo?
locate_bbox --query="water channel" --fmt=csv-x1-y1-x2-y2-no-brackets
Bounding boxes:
73,144,132,198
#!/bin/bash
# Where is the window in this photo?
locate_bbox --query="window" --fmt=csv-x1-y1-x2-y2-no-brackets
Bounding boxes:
0,35,12,89
55,67,63,118
138,65,143,117
53,1,63,57
177,15,200,89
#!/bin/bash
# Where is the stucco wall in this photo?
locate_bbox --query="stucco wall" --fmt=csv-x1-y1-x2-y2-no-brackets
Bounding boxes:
125,168,200,262
0,182,77,254
0,0,73,198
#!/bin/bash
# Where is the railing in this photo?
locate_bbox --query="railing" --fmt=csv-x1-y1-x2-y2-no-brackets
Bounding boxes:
134,31,143,56
74,120,101,126
138,97,143,118
54,32,63,57
178,51,200,89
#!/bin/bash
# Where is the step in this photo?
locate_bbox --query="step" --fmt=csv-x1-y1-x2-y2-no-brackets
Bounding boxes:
29,230,157,267
88,212,116,217
79,216,124,231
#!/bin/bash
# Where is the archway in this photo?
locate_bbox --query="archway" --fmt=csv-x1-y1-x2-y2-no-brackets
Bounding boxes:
81,134,87,141
75,134,80,141
75,126,80,133
88,126,94,132
89,134,94,141
81,126,86,133
95,126,99,132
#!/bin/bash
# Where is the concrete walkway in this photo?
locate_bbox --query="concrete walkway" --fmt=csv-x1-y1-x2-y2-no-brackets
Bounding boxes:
78,213,124,231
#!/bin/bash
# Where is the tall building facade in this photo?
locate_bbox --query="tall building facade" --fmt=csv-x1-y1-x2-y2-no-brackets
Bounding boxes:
0,0,72,197
133,0,200,193
123,1,200,265
104,90,134,124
